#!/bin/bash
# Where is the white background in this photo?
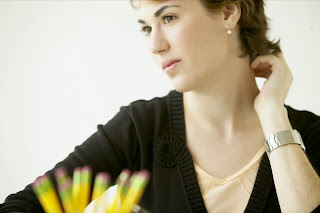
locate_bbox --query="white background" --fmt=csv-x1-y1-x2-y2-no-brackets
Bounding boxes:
1,0,320,203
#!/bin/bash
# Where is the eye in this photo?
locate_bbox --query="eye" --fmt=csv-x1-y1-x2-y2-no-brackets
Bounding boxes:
140,15,177,37
162,15,176,24
140,26,152,36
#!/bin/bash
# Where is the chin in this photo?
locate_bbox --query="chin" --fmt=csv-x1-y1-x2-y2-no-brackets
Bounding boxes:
170,78,193,94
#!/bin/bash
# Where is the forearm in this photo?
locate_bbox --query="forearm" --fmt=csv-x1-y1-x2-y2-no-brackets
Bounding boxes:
258,105,320,213
270,142,320,212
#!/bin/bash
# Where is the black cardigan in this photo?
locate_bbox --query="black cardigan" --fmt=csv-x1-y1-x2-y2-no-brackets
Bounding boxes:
1,90,320,212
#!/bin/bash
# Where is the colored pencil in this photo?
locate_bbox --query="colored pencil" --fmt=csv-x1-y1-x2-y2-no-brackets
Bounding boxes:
32,177,52,213
91,172,110,201
32,166,150,213
92,172,111,213
107,169,131,213
57,179,73,213
41,175,64,213
118,170,150,213
72,167,81,213
79,166,92,212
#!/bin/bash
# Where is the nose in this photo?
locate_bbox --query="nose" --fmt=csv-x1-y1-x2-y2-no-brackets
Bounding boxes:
149,28,169,55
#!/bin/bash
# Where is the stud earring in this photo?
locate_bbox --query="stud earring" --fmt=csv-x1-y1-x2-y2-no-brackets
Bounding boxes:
228,29,232,35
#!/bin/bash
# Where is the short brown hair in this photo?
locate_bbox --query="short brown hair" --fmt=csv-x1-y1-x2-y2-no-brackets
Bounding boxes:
130,0,281,62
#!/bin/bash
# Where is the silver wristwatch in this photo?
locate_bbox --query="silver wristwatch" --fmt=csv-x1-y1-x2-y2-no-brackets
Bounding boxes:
265,129,306,156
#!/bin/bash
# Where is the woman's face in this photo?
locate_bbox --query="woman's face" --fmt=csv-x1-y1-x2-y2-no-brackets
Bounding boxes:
137,0,233,93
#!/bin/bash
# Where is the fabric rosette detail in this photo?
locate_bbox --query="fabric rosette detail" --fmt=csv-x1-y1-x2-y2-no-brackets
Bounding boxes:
153,135,185,168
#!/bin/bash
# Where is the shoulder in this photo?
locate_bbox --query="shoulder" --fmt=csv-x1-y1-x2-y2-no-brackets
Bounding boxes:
103,91,175,131
120,90,176,121
126,93,169,112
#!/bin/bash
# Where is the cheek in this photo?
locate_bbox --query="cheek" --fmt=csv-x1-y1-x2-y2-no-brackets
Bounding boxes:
171,23,207,65
169,17,226,69
194,27,227,68
171,26,193,50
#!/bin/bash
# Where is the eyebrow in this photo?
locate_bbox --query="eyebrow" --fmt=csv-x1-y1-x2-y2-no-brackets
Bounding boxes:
137,5,181,24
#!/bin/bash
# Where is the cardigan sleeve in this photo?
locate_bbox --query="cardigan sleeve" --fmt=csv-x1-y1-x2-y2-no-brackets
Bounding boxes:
303,120,320,176
0,106,140,212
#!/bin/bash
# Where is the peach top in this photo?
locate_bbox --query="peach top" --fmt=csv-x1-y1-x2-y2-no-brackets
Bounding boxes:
194,146,265,213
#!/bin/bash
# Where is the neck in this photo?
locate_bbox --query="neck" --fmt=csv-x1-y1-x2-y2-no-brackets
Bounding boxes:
183,56,261,136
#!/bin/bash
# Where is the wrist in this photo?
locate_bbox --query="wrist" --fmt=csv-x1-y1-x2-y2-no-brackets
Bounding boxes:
264,129,306,157
254,99,284,115
256,105,293,138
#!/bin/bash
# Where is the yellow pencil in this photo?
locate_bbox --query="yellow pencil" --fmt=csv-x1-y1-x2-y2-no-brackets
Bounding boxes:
42,175,64,213
119,177,131,206
91,172,111,213
54,167,74,213
118,170,150,213
107,169,131,213
72,167,82,213
57,179,74,213
91,172,110,201
130,172,150,207
32,177,52,213
79,166,92,212
34,166,151,213
54,167,72,186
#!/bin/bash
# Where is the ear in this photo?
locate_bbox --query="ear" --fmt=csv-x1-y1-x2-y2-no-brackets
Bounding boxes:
222,3,241,30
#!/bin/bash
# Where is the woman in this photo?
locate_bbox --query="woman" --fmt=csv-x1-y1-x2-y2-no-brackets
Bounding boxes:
1,0,320,212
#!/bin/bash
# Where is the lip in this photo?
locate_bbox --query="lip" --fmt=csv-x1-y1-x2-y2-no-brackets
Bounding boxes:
162,59,181,70
163,61,181,74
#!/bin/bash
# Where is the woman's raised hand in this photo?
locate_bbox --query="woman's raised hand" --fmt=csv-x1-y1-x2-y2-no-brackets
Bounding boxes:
250,52,293,114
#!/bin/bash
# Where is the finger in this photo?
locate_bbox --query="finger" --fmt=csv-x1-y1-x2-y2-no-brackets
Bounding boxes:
254,63,272,71
275,52,285,61
251,54,279,69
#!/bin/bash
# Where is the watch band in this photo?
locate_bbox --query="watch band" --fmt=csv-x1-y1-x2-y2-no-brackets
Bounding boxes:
264,129,306,156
